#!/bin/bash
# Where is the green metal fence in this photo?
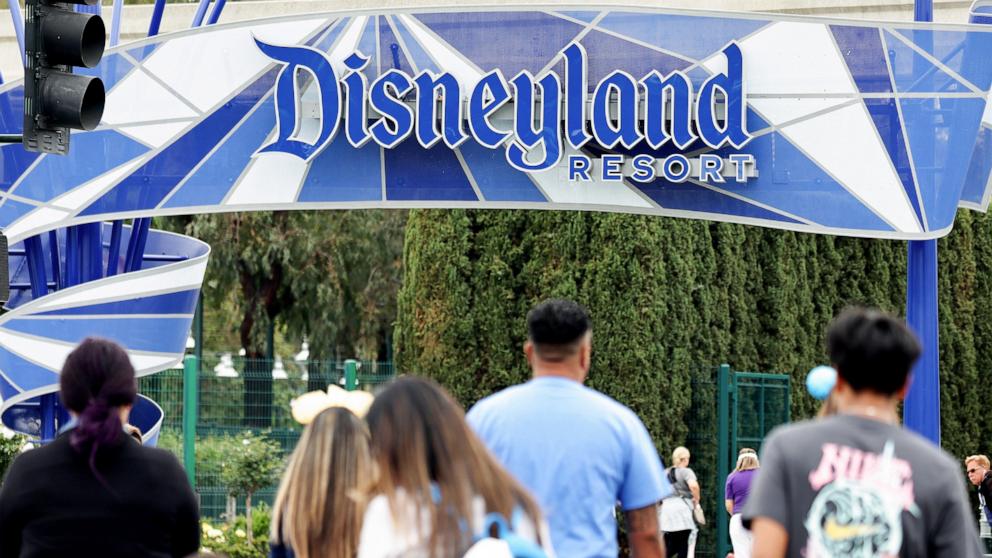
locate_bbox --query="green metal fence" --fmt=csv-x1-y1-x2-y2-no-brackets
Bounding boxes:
139,355,395,518
685,364,790,558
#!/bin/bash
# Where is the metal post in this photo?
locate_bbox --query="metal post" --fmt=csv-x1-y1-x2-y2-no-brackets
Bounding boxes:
147,0,166,37
904,0,940,445
716,364,731,558
194,293,203,372
107,221,123,276
182,354,198,487
205,0,227,25
9,0,25,66
191,0,211,27
344,359,358,391
905,241,940,443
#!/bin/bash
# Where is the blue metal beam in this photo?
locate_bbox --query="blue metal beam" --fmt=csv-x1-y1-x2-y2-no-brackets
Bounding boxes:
904,0,939,445
206,0,227,25
191,0,212,28
8,0,25,66
147,0,167,37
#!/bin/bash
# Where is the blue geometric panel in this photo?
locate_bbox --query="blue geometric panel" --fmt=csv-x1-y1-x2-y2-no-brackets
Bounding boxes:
0,349,59,392
960,125,992,206
413,12,585,76
0,146,40,193
596,13,769,61
164,97,276,208
556,11,600,24
831,26,892,93
901,97,988,230
127,43,157,62
0,199,39,229
297,134,382,202
699,131,894,231
3,317,193,353
310,19,346,54
380,16,413,74
864,98,924,227
579,30,691,86
359,17,379,78
634,178,804,225
35,289,201,316
81,67,280,215
894,28,992,91
458,141,546,202
12,131,148,203
884,31,969,94
391,16,440,74
77,53,134,92
385,141,476,200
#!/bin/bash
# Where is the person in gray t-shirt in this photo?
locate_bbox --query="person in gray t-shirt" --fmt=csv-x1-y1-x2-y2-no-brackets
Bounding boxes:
744,307,983,558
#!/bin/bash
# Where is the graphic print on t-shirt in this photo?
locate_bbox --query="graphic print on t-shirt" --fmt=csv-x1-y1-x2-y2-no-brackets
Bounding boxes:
803,441,920,558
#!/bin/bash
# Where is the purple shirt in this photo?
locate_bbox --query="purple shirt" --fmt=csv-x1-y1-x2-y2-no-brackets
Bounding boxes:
725,469,757,514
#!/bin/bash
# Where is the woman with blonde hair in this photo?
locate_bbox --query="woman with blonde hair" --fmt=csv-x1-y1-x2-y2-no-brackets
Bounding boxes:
724,448,760,558
270,403,373,558
660,446,701,558
357,376,552,557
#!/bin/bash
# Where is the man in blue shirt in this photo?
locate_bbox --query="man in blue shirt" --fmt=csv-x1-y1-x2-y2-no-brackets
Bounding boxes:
467,299,670,557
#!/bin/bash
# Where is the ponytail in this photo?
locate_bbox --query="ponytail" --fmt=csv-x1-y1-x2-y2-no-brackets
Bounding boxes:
59,338,138,488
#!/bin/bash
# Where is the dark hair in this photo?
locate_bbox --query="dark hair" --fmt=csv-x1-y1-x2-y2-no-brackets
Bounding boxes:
526,299,591,361
59,338,138,481
826,307,921,396
366,377,544,557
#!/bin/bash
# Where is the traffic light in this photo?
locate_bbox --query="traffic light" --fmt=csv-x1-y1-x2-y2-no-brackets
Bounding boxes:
23,0,106,155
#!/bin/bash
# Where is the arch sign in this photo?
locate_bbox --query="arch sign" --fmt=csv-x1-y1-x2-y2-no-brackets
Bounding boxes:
1,6,992,437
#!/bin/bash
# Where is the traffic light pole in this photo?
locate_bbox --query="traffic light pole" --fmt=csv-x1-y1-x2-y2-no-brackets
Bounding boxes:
0,135,22,143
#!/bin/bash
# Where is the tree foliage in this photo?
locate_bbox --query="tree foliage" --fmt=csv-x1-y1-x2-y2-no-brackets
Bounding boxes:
165,210,406,360
395,209,992,467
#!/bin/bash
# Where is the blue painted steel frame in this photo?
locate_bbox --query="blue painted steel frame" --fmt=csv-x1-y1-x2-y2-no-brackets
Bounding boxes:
904,0,940,444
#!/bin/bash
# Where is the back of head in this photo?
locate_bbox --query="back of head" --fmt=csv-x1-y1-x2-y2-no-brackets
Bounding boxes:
272,407,371,558
736,448,759,471
671,446,690,467
527,299,591,362
826,307,921,396
366,377,543,556
59,338,137,470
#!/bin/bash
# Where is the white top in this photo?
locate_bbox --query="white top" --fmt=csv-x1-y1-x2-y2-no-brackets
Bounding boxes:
357,490,555,558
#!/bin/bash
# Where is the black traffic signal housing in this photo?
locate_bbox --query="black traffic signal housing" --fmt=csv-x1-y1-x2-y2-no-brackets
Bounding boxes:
23,0,106,155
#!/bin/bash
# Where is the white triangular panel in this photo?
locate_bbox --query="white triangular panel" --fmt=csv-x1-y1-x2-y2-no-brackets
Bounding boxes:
103,70,199,125
142,17,330,112
225,152,308,205
118,122,193,148
51,159,146,211
779,103,921,232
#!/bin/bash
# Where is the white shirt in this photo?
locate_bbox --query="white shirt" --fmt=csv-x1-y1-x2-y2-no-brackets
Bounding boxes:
357,490,554,558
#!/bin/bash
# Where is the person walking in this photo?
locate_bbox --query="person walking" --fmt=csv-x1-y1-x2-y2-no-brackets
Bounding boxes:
467,299,669,558
357,376,552,558
964,454,992,527
725,448,759,558
744,307,984,558
269,402,373,558
660,446,700,558
0,337,200,558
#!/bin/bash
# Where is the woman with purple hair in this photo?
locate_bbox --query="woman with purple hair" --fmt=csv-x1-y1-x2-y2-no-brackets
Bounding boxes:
0,337,200,557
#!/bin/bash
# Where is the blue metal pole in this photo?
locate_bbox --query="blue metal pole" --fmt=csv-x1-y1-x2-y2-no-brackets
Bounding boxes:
25,235,58,441
110,0,124,46
147,0,167,37
904,0,939,444
107,221,123,276
191,0,211,28
47,230,61,291
206,0,227,25
8,0,25,66
79,222,103,283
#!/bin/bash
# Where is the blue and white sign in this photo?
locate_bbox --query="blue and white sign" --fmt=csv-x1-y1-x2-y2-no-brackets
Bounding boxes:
3,7,992,435
0,7,990,241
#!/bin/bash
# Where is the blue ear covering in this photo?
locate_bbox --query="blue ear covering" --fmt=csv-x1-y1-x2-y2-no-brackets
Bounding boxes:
806,366,837,400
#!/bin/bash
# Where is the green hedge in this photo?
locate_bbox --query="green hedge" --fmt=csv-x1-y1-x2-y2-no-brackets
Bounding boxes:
395,209,992,467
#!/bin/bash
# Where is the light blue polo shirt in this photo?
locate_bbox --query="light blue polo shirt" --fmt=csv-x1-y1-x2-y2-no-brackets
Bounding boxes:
467,376,671,557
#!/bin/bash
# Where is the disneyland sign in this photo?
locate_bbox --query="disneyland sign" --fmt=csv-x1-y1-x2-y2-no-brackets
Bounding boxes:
255,39,757,183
